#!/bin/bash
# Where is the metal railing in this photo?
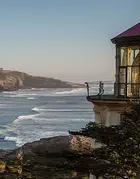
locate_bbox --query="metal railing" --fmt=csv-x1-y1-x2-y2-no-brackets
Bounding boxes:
85,81,114,97
85,81,140,98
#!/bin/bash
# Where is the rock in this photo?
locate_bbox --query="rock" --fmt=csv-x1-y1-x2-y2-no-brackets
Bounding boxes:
0,150,11,160
0,136,90,179
22,136,71,154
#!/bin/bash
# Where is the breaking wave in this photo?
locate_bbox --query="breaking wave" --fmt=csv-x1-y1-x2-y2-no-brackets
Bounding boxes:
3,88,86,98
0,126,6,135
4,131,68,147
27,97,36,100
13,114,39,123
55,88,86,95
2,87,93,148
31,107,92,112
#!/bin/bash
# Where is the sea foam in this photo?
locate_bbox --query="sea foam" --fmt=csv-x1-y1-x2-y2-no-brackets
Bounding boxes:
55,88,86,95
32,107,92,112
13,114,39,123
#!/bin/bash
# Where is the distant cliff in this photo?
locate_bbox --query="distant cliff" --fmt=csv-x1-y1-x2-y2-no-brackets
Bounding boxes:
0,70,83,91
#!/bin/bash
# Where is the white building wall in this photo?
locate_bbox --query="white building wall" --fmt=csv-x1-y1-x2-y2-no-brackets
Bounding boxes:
105,111,120,126
89,102,128,179
91,104,124,149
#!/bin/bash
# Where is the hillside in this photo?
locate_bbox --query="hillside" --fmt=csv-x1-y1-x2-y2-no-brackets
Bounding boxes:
0,69,83,91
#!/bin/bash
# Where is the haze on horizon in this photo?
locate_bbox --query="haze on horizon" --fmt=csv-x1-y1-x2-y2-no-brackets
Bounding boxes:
0,0,139,83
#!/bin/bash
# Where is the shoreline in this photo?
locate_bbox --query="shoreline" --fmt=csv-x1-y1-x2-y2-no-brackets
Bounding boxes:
0,134,91,151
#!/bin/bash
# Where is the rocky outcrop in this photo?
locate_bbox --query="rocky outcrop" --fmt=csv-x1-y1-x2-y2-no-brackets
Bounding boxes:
0,70,84,91
0,136,91,179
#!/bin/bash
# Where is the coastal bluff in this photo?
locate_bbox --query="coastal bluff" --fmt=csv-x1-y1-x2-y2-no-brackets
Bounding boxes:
0,69,83,91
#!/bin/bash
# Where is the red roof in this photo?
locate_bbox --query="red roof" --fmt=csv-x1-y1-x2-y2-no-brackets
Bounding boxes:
111,23,140,44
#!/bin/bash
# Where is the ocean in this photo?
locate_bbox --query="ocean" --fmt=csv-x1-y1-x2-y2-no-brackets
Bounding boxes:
0,88,94,149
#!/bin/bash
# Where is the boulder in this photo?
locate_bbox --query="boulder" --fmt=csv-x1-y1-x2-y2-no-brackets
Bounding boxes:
0,136,89,179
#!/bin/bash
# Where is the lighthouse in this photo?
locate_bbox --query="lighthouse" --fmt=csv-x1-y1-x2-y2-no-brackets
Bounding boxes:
86,23,140,148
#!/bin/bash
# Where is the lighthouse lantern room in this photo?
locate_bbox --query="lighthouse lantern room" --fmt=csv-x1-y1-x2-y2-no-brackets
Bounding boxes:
112,22,140,98
86,23,140,148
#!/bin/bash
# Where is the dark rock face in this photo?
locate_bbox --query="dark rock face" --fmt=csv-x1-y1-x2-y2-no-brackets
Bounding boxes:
22,136,71,154
0,136,89,179
0,70,84,91
0,150,11,159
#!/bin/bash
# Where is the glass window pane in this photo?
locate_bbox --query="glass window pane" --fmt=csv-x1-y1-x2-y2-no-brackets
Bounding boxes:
121,47,132,66
120,84,125,95
119,68,126,83
120,46,140,66
131,67,139,83
131,83,140,97
134,47,140,59
127,84,132,97
118,46,140,97
127,67,131,83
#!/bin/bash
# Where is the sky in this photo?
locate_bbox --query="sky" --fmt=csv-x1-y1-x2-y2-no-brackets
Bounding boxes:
0,0,140,82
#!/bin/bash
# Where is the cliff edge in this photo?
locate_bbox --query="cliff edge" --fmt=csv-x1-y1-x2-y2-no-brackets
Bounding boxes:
0,69,83,91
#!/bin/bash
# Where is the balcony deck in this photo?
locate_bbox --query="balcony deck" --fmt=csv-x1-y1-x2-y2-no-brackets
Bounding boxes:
87,94,129,101
85,81,140,105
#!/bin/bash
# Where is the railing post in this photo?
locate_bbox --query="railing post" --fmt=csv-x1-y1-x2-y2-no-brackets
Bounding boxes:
85,82,89,96
85,81,114,96
97,81,104,98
